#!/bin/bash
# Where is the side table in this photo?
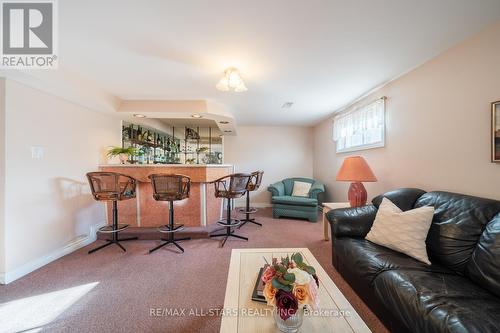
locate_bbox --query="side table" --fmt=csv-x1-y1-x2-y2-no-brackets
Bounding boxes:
322,202,350,241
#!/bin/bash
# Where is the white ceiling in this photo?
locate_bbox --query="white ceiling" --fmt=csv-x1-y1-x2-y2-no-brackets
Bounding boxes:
52,1,500,125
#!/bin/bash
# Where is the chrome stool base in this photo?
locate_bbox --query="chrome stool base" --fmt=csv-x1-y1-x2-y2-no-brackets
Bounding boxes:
238,190,262,228
148,174,192,254
88,236,138,254
216,218,242,228
238,217,262,228
88,199,137,254
149,236,191,254
149,196,192,254
150,223,190,253
210,230,248,248
238,207,258,214
158,224,185,233
212,217,248,247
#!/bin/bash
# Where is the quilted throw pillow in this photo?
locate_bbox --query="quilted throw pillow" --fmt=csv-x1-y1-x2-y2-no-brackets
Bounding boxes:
366,197,434,264
291,181,312,197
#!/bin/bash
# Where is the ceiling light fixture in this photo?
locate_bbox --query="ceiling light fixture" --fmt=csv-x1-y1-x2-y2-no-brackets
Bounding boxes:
133,114,146,118
216,68,247,92
281,102,294,109
191,114,203,118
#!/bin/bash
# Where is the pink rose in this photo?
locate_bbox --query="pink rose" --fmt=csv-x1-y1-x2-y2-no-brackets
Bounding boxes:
261,266,276,284
307,279,320,310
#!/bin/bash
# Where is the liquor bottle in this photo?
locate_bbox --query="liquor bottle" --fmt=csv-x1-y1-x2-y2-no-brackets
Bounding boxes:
166,137,171,152
137,126,143,141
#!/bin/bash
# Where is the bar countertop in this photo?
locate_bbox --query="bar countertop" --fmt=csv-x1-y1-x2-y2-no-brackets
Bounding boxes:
99,164,234,227
99,164,234,183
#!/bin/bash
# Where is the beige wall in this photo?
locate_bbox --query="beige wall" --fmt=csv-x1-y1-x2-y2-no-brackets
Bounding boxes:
313,22,500,202
0,78,5,277
225,126,314,206
3,79,121,282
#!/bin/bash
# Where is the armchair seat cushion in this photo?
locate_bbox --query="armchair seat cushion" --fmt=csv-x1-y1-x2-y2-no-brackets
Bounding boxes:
271,195,318,207
374,269,500,333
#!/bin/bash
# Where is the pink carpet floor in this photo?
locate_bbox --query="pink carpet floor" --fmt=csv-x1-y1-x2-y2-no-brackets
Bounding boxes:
0,208,388,333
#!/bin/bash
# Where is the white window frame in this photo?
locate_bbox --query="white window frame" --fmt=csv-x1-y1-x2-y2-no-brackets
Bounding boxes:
333,97,386,153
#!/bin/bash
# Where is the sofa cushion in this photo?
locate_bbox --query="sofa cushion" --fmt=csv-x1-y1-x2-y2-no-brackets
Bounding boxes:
271,195,317,207
334,238,451,287
374,269,500,333
465,213,500,298
291,181,311,197
366,198,434,264
415,191,500,274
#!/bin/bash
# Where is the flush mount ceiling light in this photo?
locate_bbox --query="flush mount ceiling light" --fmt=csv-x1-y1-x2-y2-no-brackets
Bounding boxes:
216,68,247,92
133,114,146,118
191,114,203,118
281,102,294,109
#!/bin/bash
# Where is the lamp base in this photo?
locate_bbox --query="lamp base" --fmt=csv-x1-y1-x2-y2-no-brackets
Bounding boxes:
348,182,367,207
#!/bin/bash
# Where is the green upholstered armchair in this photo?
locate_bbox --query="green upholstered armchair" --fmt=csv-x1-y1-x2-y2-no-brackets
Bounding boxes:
267,177,325,222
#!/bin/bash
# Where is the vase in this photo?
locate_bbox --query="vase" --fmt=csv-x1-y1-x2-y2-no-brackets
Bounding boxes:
273,306,304,333
119,153,129,164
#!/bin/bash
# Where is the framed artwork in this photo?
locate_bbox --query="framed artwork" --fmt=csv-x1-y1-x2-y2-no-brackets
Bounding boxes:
492,101,500,162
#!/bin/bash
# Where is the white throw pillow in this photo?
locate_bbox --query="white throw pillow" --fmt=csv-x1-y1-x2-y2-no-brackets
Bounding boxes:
291,181,312,197
365,197,434,265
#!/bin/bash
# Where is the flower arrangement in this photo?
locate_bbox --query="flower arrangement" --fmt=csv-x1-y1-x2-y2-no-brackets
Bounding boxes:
261,253,320,321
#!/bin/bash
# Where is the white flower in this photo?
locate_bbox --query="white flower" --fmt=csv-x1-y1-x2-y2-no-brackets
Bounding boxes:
287,268,311,285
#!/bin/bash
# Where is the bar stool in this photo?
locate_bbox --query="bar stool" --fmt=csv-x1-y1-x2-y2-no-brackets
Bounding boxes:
148,174,191,254
210,173,252,247
238,170,264,228
86,172,138,254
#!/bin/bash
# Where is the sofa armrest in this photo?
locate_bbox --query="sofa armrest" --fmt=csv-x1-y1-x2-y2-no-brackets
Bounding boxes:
326,205,377,238
309,181,325,199
267,181,285,197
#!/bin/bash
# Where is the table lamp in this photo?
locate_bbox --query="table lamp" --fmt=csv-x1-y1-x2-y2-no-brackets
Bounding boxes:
336,156,377,207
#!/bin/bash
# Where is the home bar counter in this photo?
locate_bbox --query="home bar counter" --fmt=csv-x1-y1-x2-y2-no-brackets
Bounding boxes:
99,164,234,227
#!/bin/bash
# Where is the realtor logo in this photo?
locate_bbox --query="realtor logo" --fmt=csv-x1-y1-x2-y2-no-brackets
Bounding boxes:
1,0,58,68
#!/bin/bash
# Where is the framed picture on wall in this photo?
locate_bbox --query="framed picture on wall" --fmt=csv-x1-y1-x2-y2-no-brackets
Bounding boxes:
492,101,500,162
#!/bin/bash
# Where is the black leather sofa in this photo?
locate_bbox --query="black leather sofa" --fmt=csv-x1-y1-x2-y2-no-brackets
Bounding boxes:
327,188,500,333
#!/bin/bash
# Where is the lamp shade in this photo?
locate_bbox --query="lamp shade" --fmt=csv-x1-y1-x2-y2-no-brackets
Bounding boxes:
336,156,377,182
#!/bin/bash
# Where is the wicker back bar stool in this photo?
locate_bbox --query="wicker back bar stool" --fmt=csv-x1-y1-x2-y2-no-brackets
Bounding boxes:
148,174,191,254
210,173,252,247
86,172,138,254
238,170,264,228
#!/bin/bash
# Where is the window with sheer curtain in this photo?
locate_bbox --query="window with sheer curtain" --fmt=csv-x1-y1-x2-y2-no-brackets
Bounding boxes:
333,98,385,153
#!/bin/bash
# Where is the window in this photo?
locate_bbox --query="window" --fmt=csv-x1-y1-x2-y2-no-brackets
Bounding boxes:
333,97,385,153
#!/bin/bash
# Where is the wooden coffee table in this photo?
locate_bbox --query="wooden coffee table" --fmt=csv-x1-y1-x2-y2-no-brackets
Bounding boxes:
220,248,371,332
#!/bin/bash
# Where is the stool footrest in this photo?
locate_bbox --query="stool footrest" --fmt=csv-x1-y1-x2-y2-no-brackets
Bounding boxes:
98,224,129,233
158,224,185,233
217,218,242,227
238,207,258,214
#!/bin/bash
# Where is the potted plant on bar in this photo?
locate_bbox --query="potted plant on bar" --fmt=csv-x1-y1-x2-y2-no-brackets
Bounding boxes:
261,253,320,333
106,146,140,164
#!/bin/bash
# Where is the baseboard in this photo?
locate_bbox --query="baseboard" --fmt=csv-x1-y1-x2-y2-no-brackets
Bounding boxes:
0,222,104,285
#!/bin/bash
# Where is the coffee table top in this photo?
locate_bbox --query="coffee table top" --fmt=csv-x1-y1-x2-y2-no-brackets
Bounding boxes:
220,248,371,333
